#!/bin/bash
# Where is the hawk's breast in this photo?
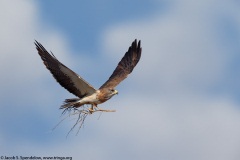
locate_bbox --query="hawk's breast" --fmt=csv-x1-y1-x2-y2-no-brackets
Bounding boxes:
79,91,102,104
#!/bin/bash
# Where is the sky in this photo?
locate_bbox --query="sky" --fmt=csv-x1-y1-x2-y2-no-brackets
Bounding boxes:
1,0,240,159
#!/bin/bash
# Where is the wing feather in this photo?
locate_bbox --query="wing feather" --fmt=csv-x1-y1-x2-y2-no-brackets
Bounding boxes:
99,39,142,89
35,41,96,98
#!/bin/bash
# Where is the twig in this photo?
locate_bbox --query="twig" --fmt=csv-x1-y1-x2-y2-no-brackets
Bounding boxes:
53,105,116,136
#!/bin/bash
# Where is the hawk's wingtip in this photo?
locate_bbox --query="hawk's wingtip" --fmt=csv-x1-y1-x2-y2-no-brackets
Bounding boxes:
34,40,41,47
134,39,141,47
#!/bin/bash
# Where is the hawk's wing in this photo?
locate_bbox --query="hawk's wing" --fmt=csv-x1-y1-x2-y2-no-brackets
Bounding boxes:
99,39,142,89
35,41,96,98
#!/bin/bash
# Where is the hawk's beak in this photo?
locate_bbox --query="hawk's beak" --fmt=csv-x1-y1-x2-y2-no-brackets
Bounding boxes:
114,90,118,95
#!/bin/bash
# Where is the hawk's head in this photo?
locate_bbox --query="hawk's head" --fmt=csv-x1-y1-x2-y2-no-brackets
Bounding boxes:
98,88,118,103
109,88,118,96
105,88,118,98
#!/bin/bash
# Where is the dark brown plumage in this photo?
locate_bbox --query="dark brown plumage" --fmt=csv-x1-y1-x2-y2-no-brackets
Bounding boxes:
35,41,96,98
100,39,142,90
35,39,142,111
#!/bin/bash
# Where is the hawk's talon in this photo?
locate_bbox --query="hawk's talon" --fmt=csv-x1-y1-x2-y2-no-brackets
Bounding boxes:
88,107,94,114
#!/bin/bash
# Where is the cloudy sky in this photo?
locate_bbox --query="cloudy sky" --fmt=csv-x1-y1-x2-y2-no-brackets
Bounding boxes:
1,0,240,159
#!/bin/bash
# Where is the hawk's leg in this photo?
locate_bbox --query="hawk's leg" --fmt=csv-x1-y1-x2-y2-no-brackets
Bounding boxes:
88,104,95,114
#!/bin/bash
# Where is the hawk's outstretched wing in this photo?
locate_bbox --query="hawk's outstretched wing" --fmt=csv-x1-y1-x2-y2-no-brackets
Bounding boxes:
100,39,142,89
35,41,96,98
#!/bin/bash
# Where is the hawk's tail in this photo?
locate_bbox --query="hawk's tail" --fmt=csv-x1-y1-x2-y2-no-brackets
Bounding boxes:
60,98,81,109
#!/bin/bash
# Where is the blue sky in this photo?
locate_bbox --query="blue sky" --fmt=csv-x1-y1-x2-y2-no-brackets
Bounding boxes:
1,0,240,159
38,0,160,52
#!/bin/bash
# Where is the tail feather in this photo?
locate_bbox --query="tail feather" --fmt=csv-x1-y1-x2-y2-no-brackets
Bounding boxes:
64,98,80,103
60,98,80,109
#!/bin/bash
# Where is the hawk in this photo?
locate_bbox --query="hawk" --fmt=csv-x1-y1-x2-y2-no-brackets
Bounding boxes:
35,39,141,113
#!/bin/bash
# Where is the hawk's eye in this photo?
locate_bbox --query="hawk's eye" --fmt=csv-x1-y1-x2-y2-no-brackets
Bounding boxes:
110,89,114,92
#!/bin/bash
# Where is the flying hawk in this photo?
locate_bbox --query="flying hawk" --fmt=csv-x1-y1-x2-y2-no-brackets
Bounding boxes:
35,39,141,113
